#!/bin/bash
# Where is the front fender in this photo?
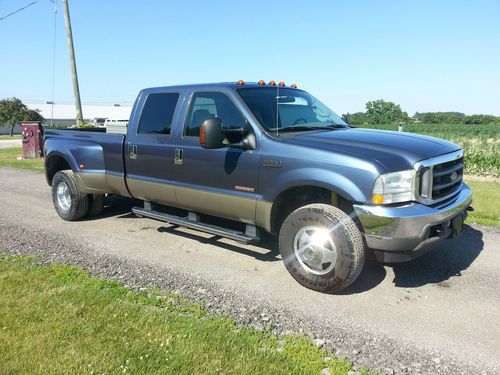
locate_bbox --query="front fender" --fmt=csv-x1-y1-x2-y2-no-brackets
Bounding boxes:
261,165,378,204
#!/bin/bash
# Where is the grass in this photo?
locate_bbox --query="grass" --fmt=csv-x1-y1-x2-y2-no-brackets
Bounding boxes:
0,255,359,375
0,134,21,140
0,147,44,171
466,180,500,227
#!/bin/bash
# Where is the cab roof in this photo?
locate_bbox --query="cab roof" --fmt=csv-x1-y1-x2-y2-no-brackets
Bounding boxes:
142,81,301,92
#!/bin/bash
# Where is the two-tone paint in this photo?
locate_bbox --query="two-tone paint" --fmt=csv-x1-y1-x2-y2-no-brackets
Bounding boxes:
44,82,471,259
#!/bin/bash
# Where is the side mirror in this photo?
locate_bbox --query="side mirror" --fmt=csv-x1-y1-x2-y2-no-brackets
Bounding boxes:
200,118,224,149
341,113,350,125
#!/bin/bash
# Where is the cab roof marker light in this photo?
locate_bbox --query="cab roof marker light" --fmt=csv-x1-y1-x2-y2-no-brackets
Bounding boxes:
237,80,245,85
278,81,286,86
268,80,276,86
290,83,298,88
258,79,265,85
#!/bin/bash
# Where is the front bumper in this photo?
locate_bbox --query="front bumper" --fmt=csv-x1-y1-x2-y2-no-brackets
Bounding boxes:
353,183,472,262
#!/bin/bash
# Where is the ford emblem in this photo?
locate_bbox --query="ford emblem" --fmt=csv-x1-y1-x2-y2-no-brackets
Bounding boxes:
450,171,458,181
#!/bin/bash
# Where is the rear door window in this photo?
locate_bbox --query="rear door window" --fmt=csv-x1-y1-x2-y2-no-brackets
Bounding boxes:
137,93,179,135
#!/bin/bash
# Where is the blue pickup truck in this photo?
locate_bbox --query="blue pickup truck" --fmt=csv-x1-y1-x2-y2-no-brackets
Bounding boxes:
44,81,473,292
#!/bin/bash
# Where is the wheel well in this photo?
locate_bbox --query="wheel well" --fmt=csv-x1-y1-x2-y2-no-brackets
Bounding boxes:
46,155,71,186
270,186,353,234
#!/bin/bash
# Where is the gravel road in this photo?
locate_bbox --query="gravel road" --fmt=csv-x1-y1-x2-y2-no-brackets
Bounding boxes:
0,167,498,374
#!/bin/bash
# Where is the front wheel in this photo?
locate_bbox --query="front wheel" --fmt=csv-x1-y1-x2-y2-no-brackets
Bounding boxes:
52,170,89,221
279,203,365,293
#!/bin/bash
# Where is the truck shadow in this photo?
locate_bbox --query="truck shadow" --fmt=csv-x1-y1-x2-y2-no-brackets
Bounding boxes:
157,226,281,262
86,196,282,262
389,225,483,288
82,195,141,221
342,225,484,294
338,256,387,295
89,197,485,293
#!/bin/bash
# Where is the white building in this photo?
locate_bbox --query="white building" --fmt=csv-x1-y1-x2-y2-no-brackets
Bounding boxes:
0,103,132,134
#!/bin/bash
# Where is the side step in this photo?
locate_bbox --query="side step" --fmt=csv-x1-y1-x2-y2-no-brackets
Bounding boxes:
132,206,260,244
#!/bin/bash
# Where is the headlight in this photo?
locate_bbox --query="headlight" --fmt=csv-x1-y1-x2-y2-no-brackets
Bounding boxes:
372,169,415,204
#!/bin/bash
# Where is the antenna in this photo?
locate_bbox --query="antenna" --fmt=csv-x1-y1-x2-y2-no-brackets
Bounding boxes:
275,82,280,137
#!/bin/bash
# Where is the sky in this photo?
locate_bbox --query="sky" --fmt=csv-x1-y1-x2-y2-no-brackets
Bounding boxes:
0,0,499,116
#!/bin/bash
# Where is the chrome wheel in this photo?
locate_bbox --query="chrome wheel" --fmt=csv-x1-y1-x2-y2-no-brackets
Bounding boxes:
293,226,337,275
56,181,72,213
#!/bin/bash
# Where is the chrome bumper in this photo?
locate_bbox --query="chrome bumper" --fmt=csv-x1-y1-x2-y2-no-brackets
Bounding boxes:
353,183,472,260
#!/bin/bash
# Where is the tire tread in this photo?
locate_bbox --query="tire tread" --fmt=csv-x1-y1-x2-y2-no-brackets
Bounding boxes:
87,194,105,217
278,203,365,292
52,170,89,221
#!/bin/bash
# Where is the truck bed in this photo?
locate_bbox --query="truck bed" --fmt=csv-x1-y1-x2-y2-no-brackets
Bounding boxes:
44,128,128,196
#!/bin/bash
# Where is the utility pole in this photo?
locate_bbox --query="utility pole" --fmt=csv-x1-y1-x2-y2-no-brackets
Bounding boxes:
62,0,83,124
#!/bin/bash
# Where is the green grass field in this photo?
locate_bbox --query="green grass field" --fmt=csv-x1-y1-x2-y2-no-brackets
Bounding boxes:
0,147,44,171
358,123,500,177
0,256,358,375
466,180,500,227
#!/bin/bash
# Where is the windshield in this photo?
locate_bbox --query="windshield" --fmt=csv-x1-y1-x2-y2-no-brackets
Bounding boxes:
238,87,347,133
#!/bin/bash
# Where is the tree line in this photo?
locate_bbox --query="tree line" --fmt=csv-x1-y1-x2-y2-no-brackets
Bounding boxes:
0,98,45,136
1,97,498,138
345,99,500,125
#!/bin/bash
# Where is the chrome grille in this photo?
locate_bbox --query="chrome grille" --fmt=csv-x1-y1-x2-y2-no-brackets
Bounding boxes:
431,157,463,199
414,150,464,204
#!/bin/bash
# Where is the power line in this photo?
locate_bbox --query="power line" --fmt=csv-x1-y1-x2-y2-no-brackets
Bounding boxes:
0,1,39,22
50,0,57,125
9,99,134,106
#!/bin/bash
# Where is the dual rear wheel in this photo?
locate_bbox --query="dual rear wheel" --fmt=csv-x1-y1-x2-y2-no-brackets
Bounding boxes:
52,170,105,221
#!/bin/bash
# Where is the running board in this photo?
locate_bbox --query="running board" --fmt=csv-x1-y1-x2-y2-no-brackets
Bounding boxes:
132,207,260,244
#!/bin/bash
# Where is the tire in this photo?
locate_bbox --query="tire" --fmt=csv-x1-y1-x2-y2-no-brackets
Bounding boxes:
279,203,365,293
87,194,105,217
51,170,89,221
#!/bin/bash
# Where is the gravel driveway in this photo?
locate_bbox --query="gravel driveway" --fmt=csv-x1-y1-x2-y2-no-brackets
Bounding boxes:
0,167,498,375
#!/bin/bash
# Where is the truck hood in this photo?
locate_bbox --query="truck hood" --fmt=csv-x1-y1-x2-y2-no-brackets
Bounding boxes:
284,128,461,172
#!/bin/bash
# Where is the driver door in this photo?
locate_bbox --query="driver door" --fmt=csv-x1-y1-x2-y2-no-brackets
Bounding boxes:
173,90,260,224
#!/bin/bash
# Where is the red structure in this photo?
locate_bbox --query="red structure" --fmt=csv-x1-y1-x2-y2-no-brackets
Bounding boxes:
21,122,44,159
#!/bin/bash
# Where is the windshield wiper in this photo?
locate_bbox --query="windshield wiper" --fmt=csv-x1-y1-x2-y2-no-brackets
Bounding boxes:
320,124,347,129
269,124,346,133
279,126,324,132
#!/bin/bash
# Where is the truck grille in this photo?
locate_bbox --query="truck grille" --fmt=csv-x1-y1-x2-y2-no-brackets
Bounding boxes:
431,157,463,200
415,150,464,204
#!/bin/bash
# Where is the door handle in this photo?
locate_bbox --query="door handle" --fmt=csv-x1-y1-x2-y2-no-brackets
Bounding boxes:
174,148,183,165
130,145,137,159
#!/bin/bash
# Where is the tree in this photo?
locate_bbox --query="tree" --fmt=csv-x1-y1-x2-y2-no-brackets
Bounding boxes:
365,99,409,124
462,114,500,125
0,97,45,136
412,112,499,124
414,112,465,124
24,108,45,122
348,112,369,125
